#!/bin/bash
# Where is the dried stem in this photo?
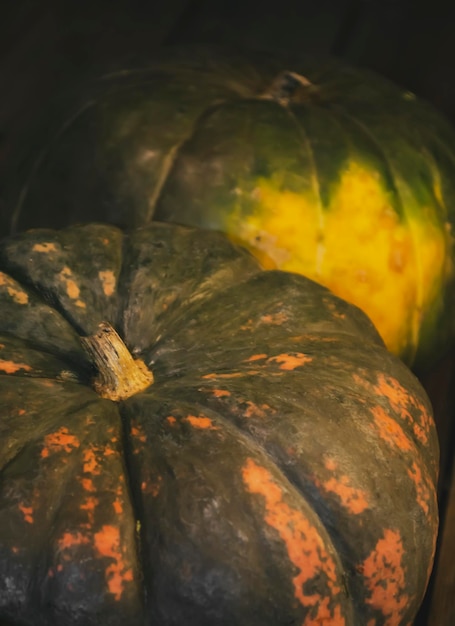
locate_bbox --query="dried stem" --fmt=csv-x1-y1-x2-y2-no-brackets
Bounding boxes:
81,322,153,401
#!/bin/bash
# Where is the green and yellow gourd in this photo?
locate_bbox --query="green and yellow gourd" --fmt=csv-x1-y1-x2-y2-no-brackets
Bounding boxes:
6,46,455,370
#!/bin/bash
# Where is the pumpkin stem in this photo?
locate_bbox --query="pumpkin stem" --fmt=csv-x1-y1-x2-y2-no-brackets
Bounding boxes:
81,322,153,401
262,71,314,106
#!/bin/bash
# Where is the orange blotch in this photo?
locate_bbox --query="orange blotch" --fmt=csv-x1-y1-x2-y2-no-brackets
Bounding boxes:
370,406,413,452
267,352,313,370
321,457,369,514
360,529,409,626
81,478,96,492
0,272,29,304
244,401,271,419
112,485,124,515
80,496,99,523
0,359,32,374
141,475,162,497
166,415,177,426
240,319,254,331
355,373,432,446
32,242,58,253
202,371,254,379
184,415,220,430
322,476,369,515
243,353,268,362
94,525,134,601
242,458,345,624
58,531,90,551
130,425,147,442
407,461,436,517
18,504,34,524
113,499,123,515
98,270,116,297
260,312,289,325
210,389,231,398
41,428,80,458
83,447,101,474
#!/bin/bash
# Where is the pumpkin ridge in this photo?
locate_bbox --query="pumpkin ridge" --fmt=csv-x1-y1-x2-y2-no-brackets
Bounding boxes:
153,97,245,222
284,105,326,274
324,107,422,362
119,393,354,624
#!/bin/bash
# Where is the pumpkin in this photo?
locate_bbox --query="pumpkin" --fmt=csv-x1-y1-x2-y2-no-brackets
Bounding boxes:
0,221,438,625
4,46,455,371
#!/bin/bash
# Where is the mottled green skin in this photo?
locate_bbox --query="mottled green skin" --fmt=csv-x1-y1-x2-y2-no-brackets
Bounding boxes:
3,46,455,371
0,222,438,625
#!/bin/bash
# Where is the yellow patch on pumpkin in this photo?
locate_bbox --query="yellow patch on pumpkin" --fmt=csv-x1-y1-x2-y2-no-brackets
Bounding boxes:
225,161,450,361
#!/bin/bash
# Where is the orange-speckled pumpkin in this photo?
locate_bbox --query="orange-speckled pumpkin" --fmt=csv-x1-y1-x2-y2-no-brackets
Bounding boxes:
0,221,439,626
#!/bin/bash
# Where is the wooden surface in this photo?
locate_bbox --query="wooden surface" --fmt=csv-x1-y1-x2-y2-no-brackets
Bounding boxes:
1,2,454,624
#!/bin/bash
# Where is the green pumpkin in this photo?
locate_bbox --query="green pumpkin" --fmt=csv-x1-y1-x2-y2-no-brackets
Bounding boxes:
4,46,455,370
0,221,439,625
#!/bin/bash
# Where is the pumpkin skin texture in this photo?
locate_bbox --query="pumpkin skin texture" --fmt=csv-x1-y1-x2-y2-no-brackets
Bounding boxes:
0,221,438,626
5,46,455,371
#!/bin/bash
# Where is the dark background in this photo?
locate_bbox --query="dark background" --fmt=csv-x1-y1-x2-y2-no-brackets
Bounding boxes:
1,1,454,624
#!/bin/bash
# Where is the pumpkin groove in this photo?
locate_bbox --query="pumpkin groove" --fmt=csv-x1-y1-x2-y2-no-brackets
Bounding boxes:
0,221,438,625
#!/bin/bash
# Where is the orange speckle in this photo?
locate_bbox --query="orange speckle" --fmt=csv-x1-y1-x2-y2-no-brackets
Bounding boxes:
210,389,231,398
166,415,177,425
243,353,268,362
407,461,436,517
98,270,116,297
113,499,123,515
83,447,101,475
267,352,313,370
244,401,271,419
321,475,369,515
202,371,253,379
240,319,254,331
354,373,432,445
184,415,220,430
80,496,99,523
370,406,413,452
58,531,90,551
261,312,288,325
0,272,29,304
18,504,34,524
360,529,409,626
0,359,32,374
130,425,147,442
94,525,134,601
58,266,81,300
141,476,162,496
321,458,369,515
242,458,345,624
41,428,80,457
32,242,58,253
81,478,96,492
